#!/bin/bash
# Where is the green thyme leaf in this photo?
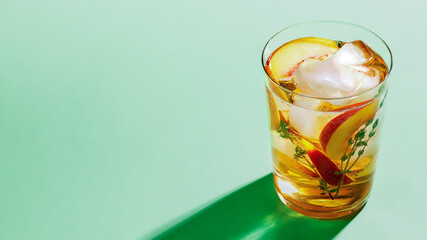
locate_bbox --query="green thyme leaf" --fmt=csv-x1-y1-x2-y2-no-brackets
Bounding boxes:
358,130,366,139
378,89,388,110
341,155,348,161
379,100,384,109
375,85,385,98
277,120,295,139
294,146,307,159
373,119,379,129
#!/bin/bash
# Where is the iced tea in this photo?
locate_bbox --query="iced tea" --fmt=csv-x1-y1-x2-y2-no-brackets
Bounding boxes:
262,22,392,219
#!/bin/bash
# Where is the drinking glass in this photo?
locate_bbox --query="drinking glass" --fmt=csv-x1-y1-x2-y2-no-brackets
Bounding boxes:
261,21,392,219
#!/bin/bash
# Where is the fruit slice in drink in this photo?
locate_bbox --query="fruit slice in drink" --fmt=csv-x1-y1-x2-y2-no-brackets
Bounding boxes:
266,87,281,130
272,148,319,179
319,99,379,161
267,37,340,81
301,139,353,186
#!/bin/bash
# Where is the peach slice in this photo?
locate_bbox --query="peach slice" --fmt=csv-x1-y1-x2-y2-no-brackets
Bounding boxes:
320,100,379,161
267,37,339,81
301,139,353,186
265,74,293,104
272,148,320,179
330,99,375,112
266,86,280,130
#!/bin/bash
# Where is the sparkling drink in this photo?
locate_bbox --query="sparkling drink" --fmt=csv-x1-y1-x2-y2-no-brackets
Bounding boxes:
262,22,392,219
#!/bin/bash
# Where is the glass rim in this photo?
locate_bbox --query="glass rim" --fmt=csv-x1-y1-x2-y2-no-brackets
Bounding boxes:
261,20,393,101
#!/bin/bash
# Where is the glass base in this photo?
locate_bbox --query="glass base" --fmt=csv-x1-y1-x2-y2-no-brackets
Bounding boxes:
277,193,367,219
274,174,369,219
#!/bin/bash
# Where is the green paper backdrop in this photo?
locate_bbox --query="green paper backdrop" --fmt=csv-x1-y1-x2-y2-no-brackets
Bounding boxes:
0,0,425,239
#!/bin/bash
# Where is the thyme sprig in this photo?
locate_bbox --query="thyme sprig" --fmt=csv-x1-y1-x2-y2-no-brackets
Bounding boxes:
275,117,379,200
278,119,295,140
319,179,337,200
294,146,307,160
277,120,316,172
333,118,379,197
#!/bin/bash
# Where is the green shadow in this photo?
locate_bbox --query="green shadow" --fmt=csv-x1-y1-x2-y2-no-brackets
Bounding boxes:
143,174,358,240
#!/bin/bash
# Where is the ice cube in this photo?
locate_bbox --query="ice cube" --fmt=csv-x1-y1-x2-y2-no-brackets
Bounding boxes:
271,130,296,154
289,104,335,140
292,41,387,98
333,41,371,65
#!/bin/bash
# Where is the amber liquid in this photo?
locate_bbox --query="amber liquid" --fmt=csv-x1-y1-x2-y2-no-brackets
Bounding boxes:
268,98,382,218
271,119,380,219
265,40,388,219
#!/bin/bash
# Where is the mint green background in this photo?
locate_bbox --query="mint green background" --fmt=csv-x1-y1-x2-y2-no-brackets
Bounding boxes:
0,0,425,239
